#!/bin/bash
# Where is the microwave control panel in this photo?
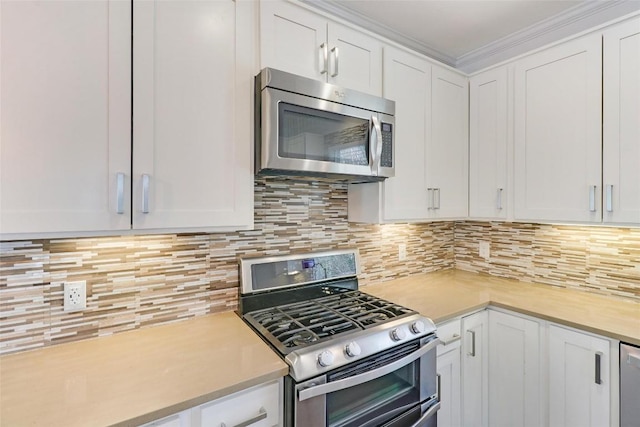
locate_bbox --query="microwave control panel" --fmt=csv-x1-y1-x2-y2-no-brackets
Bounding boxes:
381,123,393,168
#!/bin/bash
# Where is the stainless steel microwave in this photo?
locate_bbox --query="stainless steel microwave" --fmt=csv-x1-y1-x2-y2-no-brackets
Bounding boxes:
255,68,395,182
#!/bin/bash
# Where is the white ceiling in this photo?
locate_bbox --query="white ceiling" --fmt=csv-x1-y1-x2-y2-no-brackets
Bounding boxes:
304,0,640,72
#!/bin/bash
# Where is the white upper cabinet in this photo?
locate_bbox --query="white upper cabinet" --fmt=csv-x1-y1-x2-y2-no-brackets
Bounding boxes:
260,0,382,95
514,34,603,223
429,65,469,219
1,0,253,238
349,46,431,223
0,1,131,236
348,47,468,223
133,0,253,231
469,67,509,220
603,17,640,225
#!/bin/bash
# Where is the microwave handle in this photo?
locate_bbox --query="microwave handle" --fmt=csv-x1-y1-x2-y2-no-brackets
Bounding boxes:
297,337,440,402
371,115,383,174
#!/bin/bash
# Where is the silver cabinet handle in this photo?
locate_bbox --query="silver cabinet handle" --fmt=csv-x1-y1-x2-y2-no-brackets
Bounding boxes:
434,188,441,210
589,185,597,212
298,338,440,401
440,333,461,346
220,407,267,427
497,188,503,210
467,330,476,357
116,173,125,214
331,46,339,77
141,174,150,214
427,188,434,209
605,184,613,212
410,402,441,427
436,373,441,401
595,352,603,385
319,43,328,75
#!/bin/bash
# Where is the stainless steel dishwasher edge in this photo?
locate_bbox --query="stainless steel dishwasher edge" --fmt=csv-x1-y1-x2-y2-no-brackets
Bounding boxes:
620,342,640,427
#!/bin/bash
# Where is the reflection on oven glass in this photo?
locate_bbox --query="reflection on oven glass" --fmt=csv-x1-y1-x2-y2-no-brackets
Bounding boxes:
327,367,418,427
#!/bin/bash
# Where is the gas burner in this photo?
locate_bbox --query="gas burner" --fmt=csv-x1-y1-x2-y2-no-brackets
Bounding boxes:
288,331,318,347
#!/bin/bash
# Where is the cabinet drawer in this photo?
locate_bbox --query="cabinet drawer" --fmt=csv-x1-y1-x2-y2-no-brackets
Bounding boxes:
193,380,281,427
437,319,462,356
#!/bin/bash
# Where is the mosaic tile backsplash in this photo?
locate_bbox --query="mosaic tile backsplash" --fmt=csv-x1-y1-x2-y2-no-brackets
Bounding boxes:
0,177,454,354
1,178,638,355
455,221,640,300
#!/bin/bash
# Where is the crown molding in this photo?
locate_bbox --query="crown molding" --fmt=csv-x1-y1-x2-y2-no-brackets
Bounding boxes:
457,0,640,73
301,0,640,74
300,0,457,67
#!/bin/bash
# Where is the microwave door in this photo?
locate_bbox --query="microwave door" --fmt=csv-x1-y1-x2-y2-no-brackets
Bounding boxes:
261,87,375,177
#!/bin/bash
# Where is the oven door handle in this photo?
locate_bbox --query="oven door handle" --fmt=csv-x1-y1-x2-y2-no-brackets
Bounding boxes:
297,337,441,402
411,401,441,427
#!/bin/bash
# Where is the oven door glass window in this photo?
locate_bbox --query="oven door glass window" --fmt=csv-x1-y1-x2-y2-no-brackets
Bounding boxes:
278,102,370,166
325,343,422,427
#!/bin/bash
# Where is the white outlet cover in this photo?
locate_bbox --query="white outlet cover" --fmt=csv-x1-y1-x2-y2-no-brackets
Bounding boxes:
398,243,407,261
64,281,87,312
479,241,491,260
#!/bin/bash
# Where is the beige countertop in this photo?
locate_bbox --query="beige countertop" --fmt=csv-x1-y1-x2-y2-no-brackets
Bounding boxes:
0,311,288,427
1,269,638,426
364,269,640,346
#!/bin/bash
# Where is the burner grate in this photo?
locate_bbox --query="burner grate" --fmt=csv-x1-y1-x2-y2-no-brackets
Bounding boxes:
244,290,416,354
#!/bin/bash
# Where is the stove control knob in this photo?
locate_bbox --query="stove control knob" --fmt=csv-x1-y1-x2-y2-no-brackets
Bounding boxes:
318,350,335,367
391,328,406,341
345,342,362,357
411,321,426,334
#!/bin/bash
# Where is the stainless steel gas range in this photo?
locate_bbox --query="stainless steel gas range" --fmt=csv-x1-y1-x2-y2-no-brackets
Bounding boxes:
238,249,441,427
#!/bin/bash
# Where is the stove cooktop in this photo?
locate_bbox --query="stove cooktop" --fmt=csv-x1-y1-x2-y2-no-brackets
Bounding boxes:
243,289,415,355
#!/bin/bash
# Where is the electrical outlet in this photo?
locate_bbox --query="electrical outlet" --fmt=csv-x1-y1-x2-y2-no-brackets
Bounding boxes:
479,241,490,260
398,243,407,261
64,281,86,312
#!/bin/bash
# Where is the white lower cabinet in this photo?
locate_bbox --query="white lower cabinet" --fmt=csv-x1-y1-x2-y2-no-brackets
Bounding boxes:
488,310,542,427
141,380,282,427
436,319,462,427
461,311,489,427
441,309,618,427
548,325,612,427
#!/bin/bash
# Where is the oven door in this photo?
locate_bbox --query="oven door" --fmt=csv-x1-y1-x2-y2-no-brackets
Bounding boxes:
292,336,440,427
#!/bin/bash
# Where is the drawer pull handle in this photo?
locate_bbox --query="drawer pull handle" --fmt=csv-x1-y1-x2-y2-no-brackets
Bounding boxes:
440,333,461,346
221,406,267,427
595,352,602,385
467,330,476,357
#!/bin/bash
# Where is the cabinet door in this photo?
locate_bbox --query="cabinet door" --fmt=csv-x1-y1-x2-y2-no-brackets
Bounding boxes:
428,66,469,219
461,311,488,427
514,34,602,223
133,0,253,230
469,67,508,220
488,310,542,427
548,325,611,427
0,1,131,236
380,47,431,221
193,380,280,427
437,320,462,427
260,0,327,82
328,23,382,96
603,17,640,225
